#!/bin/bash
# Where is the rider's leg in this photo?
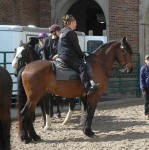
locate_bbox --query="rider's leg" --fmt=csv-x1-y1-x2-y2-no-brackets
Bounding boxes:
79,63,99,95
61,56,99,95
85,63,100,94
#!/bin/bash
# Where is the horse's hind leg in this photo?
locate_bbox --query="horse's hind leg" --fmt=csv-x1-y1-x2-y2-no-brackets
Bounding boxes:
20,102,32,143
28,112,41,141
21,101,41,143
83,102,96,137
62,98,76,125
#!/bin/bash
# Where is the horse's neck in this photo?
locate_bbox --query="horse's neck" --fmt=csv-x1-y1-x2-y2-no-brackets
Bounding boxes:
93,47,116,76
104,52,115,75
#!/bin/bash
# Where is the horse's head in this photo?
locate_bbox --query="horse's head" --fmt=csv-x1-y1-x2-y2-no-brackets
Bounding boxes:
12,37,38,70
115,37,133,73
12,38,38,76
12,45,26,69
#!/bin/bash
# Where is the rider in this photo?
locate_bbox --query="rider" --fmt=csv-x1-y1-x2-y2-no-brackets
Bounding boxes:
58,14,99,95
35,32,48,60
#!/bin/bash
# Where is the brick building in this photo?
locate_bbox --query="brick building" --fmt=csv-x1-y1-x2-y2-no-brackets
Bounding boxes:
0,0,148,64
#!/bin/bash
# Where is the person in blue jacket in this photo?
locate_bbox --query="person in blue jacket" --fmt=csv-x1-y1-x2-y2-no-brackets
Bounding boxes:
140,54,149,119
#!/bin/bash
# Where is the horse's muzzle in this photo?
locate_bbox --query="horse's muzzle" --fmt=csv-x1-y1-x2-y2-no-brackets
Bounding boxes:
119,64,133,73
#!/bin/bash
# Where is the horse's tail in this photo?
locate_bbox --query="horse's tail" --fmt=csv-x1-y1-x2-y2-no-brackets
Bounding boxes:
0,119,11,150
17,67,27,137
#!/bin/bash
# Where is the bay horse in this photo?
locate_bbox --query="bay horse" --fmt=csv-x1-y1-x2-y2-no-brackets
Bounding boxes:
0,66,12,150
20,37,133,143
12,38,61,131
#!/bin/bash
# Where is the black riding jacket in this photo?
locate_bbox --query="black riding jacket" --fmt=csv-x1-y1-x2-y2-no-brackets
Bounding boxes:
35,36,59,60
35,44,45,60
43,36,59,60
58,27,85,59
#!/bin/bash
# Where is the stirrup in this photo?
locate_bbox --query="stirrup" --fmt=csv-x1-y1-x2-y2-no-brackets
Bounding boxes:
87,83,100,95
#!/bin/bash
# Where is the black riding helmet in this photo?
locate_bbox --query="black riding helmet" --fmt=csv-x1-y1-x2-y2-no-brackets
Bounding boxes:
49,24,61,33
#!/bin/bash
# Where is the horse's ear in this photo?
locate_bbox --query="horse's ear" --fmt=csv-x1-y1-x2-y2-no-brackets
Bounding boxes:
122,37,127,43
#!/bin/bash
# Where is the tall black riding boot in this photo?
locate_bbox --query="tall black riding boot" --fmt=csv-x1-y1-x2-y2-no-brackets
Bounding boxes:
79,63,99,95
85,63,100,95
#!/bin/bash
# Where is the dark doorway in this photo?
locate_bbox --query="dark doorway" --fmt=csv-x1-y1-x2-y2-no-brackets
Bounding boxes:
67,0,106,35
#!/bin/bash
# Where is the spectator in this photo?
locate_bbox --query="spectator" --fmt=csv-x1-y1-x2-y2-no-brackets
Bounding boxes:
140,54,149,119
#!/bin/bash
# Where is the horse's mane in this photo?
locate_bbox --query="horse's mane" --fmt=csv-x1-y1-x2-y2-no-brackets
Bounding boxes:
92,40,116,55
19,37,38,48
19,37,39,61
92,40,132,55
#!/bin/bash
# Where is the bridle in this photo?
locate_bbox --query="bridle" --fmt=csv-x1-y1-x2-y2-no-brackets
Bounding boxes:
119,41,131,73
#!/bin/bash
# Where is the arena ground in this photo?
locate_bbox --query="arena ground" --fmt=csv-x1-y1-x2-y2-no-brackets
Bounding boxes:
11,97,149,150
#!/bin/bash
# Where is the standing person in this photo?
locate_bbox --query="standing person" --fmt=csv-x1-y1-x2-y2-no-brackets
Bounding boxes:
140,54,149,119
35,32,48,60
36,25,61,118
35,25,61,60
44,24,61,60
58,14,99,95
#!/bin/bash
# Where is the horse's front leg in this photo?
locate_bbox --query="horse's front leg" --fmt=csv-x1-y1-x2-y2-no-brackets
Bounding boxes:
43,95,51,131
83,102,96,137
39,98,46,127
62,98,76,125
55,96,61,118
49,94,54,117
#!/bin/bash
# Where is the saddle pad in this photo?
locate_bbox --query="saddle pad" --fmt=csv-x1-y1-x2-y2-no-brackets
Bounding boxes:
52,59,80,81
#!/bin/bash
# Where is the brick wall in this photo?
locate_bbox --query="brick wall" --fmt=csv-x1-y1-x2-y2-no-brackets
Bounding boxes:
39,0,51,27
109,0,139,51
0,0,51,27
0,0,16,24
0,0,139,51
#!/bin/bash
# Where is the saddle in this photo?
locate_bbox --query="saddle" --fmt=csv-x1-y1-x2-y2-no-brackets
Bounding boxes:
52,58,80,80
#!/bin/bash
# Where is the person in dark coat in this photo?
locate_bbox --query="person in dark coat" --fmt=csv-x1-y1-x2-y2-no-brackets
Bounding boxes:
140,54,149,119
35,32,48,60
35,24,61,60
43,24,61,60
58,14,99,95
35,26,62,118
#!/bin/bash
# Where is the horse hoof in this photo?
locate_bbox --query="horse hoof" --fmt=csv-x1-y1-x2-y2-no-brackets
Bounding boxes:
56,113,61,118
83,129,95,137
32,135,41,141
62,121,68,126
25,138,32,144
21,137,32,144
44,126,51,132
